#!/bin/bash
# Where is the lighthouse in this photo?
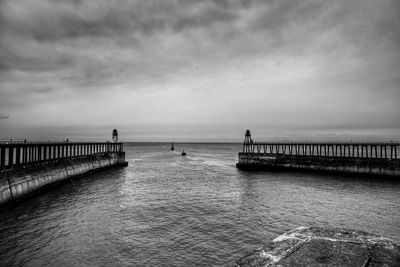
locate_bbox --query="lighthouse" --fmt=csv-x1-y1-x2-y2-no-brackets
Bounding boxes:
112,129,118,143
243,129,253,153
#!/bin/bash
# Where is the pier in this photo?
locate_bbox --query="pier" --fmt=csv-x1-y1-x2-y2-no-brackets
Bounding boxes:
0,133,128,207
236,130,400,177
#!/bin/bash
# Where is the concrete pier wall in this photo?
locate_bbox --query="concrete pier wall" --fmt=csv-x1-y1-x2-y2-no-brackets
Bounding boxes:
237,153,400,177
0,152,127,207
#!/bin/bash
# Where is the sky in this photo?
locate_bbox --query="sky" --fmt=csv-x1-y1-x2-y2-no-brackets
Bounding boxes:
0,0,399,142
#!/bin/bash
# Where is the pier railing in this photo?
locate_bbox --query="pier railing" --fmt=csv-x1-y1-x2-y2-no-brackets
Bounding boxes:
242,142,399,160
0,142,124,170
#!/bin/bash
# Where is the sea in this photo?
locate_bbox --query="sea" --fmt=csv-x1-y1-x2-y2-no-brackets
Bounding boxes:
0,143,399,266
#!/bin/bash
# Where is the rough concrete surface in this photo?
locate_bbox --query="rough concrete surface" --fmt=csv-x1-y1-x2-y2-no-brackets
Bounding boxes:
236,227,400,267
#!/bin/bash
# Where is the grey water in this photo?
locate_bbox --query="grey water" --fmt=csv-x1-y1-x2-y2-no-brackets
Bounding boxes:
0,143,399,266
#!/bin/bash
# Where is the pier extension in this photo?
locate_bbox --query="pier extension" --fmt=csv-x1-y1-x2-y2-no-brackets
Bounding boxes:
0,139,128,207
236,130,400,178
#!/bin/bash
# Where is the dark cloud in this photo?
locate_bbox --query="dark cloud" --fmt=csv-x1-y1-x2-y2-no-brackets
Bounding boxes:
0,0,399,139
0,114,9,120
29,86,54,95
0,46,75,72
0,0,240,42
0,62,10,71
1,0,396,77
172,4,237,31
0,0,244,82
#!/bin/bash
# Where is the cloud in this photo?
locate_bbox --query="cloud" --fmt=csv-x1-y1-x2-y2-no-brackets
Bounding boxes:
0,114,9,120
0,0,399,140
0,0,240,42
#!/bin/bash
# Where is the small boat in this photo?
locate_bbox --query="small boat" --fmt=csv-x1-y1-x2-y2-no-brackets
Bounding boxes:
181,150,186,156
171,143,174,151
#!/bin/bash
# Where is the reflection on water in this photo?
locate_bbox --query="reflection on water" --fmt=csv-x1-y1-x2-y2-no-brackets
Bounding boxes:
1,143,399,266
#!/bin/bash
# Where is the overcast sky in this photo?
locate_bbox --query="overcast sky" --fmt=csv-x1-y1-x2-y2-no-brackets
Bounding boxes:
0,0,399,141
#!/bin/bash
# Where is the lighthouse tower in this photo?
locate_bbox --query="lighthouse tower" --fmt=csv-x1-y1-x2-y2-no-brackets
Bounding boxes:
112,129,118,143
243,129,253,153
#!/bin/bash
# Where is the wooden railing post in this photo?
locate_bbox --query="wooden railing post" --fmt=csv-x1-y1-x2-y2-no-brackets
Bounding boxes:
16,146,21,165
8,146,14,168
0,146,5,169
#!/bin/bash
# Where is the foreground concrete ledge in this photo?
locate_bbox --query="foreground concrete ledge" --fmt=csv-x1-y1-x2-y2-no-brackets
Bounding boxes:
236,226,400,267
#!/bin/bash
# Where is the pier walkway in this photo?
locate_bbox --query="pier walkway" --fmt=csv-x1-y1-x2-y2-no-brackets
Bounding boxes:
244,141,399,160
0,141,124,171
